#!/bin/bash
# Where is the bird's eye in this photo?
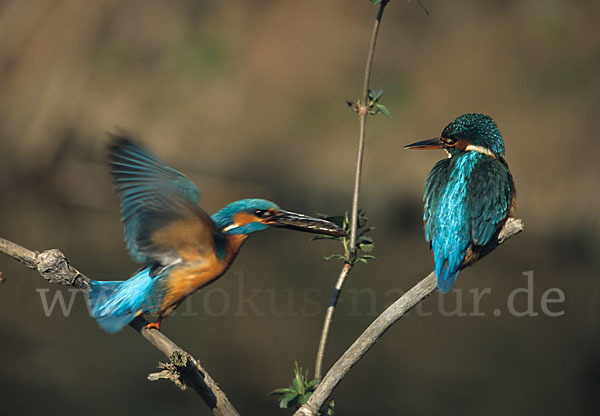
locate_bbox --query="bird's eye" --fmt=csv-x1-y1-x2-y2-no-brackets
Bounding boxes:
441,136,457,145
254,209,271,218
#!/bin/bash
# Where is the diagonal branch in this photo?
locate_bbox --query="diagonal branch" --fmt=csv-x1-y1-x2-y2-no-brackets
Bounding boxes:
314,0,389,381
298,218,524,416
0,236,240,416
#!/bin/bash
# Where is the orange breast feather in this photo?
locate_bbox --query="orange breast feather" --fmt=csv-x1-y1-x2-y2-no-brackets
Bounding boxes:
158,233,248,316
160,258,225,314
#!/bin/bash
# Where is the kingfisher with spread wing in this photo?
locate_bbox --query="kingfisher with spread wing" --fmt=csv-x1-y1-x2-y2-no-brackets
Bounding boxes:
88,137,345,333
405,113,516,293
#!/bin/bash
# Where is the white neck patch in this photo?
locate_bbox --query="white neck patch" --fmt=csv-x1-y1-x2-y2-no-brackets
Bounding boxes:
222,223,239,232
465,144,496,158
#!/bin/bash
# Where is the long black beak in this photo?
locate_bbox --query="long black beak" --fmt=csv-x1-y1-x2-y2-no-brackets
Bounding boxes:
269,210,346,237
404,137,445,150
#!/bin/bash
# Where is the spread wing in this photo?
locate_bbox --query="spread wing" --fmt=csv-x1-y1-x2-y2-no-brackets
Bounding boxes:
467,156,513,247
108,135,218,267
424,158,451,244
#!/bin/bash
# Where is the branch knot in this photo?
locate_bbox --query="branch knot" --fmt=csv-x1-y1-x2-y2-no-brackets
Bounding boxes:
36,249,88,290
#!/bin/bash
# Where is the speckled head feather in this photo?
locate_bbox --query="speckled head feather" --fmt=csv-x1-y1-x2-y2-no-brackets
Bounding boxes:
442,113,505,156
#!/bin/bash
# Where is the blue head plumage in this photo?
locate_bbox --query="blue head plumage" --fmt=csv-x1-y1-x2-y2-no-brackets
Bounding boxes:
211,199,281,235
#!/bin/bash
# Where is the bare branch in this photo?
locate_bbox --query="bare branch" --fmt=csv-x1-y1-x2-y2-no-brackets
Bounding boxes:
314,0,389,381
0,238,38,268
298,218,524,416
0,236,240,416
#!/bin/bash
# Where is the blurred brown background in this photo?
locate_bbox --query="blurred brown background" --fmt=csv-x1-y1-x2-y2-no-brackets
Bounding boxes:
1,0,599,415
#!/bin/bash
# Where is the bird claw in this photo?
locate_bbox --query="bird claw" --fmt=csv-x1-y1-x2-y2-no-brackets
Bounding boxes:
145,320,162,331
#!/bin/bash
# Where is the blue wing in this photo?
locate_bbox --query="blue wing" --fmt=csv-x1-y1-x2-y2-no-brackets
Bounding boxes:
467,156,513,247
424,157,465,293
427,154,513,293
424,158,451,244
108,135,217,266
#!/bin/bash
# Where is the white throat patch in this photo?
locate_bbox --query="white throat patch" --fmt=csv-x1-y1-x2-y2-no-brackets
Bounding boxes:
465,144,496,158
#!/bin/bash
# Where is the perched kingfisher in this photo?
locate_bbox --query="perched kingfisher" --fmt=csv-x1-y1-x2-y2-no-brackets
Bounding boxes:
405,113,516,293
88,136,345,333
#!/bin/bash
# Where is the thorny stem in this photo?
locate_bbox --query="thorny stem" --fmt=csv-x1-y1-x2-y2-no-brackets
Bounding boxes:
314,0,389,381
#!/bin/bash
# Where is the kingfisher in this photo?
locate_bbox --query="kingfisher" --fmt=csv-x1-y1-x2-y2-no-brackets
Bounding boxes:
88,136,345,333
404,113,515,293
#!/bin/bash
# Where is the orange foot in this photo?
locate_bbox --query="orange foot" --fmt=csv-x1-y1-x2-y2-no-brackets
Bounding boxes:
145,319,162,331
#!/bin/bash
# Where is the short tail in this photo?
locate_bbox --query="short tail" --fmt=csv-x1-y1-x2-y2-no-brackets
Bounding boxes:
88,268,156,333
435,258,460,294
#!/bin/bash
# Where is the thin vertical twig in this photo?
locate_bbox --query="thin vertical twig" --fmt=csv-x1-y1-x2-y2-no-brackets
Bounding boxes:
314,0,389,381
350,0,388,250
314,263,351,379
